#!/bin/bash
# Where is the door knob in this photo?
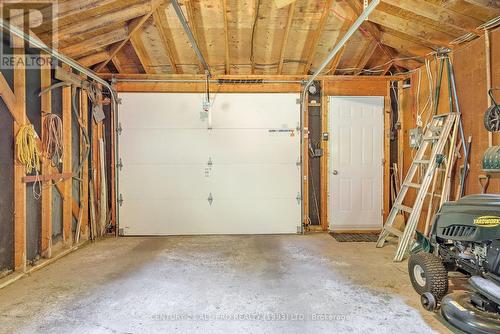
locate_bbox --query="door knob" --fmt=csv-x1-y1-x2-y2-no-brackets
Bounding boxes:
332,170,339,175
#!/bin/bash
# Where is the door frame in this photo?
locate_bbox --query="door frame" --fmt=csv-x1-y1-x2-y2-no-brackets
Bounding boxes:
322,94,391,233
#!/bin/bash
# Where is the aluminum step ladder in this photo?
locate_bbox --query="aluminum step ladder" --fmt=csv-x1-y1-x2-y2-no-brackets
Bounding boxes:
376,113,458,261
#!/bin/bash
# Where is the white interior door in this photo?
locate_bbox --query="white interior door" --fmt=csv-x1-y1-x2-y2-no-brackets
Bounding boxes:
118,93,301,235
328,96,384,231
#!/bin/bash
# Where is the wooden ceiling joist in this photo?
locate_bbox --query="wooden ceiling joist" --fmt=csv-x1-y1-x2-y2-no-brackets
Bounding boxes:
380,32,435,57
184,0,206,74
95,0,162,72
462,0,500,10
303,0,335,74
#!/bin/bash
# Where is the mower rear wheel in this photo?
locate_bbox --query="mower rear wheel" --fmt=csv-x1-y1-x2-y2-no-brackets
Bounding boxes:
408,252,448,300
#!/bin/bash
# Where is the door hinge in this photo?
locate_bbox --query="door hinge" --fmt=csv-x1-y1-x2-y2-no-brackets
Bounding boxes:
207,193,214,206
296,193,302,205
118,194,124,207
117,123,123,135
207,157,213,167
117,158,123,171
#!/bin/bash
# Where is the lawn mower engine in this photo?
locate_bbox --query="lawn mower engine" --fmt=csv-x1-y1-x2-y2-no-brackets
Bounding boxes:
408,195,500,334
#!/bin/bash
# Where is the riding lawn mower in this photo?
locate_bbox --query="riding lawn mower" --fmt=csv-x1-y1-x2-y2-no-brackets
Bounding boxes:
408,194,500,334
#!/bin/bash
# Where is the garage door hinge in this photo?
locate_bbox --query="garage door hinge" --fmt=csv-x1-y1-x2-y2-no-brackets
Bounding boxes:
208,192,214,206
117,123,123,135
118,194,124,207
207,157,213,167
117,158,123,171
296,193,302,205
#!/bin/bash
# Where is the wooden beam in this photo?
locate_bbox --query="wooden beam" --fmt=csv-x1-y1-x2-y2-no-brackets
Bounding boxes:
0,73,16,113
52,2,152,42
323,46,345,75
61,26,129,58
40,53,52,259
153,8,180,74
110,57,124,73
95,0,162,73
381,0,481,33
13,38,26,272
62,85,73,246
303,93,310,228
384,82,391,221
222,0,231,74
130,32,157,74
303,0,334,74
77,51,111,67
369,10,456,46
277,2,296,75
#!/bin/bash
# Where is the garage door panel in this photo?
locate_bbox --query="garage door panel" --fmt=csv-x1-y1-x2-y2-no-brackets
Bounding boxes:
119,165,211,200
212,94,299,129
118,93,300,235
120,93,205,129
208,129,298,164
120,199,213,235
120,129,211,165
210,165,300,198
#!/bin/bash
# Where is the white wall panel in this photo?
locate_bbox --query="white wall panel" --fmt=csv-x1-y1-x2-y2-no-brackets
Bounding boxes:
118,93,301,235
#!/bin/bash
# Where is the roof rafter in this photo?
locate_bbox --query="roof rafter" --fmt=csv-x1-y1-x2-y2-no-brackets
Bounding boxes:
222,0,231,74
277,2,296,75
94,0,162,72
130,32,157,74
303,0,335,74
184,0,205,74
462,0,500,10
153,7,181,74
61,26,129,58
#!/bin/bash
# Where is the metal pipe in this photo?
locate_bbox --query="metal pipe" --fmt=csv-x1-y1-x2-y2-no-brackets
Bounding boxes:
114,78,304,84
299,0,380,232
0,19,121,232
171,0,211,76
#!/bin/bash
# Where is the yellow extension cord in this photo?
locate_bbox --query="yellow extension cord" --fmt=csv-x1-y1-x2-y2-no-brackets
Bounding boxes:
16,124,41,174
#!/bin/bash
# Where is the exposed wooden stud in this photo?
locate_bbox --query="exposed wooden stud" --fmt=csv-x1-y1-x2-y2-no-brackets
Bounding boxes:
95,0,163,73
0,73,16,112
303,0,334,74
320,84,328,231
80,90,90,240
40,53,53,259
277,2,296,75
153,8,181,74
383,82,391,220
62,84,73,246
222,0,231,74
13,39,26,272
303,93,310,228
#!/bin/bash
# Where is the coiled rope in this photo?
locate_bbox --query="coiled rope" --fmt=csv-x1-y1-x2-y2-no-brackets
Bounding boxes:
42,113,63,166
15,124,42,199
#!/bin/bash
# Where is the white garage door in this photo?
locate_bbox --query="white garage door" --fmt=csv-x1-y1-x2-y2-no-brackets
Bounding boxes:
118,93,301,235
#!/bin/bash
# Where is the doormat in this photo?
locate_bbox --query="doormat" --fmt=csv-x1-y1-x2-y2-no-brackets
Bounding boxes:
330,233,379,242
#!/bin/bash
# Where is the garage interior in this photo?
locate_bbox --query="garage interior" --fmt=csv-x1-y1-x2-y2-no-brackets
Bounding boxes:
0,0,499,333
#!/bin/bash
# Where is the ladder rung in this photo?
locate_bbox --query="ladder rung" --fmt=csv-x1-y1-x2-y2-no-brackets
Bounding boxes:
415,159,430,164
395,204,413,214
386,226,403,238
423,136,440,141
405,182,421,189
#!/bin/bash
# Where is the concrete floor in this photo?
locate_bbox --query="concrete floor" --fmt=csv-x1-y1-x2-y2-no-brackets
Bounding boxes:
0,234,451,334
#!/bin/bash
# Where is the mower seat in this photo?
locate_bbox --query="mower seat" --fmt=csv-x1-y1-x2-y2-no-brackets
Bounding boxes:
470,276,500,306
